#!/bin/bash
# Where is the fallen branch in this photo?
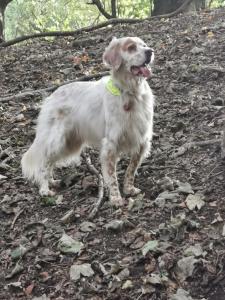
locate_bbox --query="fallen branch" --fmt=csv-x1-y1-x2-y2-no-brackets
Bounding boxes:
10,207,25,230
202,65,225,74
0,0,194,48
172,139,220,158
0,71,109,102
82,153,105,219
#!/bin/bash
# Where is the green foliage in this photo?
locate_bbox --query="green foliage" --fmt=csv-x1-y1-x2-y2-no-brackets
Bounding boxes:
117,0,151,18
5,0,225,40
5,0,152,39
209,0,225,7
5,0,99,39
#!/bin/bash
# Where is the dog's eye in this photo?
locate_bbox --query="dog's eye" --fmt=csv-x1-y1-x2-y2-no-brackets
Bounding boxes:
127,44,137,52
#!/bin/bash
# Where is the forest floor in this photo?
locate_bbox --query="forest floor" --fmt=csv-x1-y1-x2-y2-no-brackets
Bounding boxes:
1,7,225,300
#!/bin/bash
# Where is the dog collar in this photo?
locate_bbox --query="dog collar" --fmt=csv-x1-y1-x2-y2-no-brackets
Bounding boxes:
106,77,121,96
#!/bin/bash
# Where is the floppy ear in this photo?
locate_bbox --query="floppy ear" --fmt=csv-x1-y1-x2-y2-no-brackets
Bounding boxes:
103,38,122,70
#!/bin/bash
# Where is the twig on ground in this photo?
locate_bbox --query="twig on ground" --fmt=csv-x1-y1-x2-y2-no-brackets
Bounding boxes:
172,139,220,158
82,153,105,219
0,71,109,103
10,207,25,230
24,221,47,231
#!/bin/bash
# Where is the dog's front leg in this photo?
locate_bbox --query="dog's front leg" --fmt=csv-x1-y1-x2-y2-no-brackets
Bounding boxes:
123,141,150,196
101,139,123,207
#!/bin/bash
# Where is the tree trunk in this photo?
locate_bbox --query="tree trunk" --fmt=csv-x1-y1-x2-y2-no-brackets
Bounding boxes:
0,0,13,42
152,0,205,16
111,0,117,18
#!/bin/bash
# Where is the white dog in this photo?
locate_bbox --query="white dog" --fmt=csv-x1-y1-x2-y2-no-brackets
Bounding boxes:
22,37,154,207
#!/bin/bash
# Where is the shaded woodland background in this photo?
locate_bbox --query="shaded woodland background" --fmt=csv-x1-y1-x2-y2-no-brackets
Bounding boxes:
0,0,225,43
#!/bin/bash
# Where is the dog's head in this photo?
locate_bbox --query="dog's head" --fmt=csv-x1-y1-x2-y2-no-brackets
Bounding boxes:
103,37,154,78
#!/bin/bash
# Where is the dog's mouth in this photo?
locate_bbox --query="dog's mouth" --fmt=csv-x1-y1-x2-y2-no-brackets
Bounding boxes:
130,63,152,78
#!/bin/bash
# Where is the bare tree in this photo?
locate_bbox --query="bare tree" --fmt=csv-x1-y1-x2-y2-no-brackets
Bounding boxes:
87,0,117,19
0,0,13,42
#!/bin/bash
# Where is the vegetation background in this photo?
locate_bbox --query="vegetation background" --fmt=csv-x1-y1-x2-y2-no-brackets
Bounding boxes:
4,0,225,40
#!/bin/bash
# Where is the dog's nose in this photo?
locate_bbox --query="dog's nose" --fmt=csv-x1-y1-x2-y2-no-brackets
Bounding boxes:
145,49,153,63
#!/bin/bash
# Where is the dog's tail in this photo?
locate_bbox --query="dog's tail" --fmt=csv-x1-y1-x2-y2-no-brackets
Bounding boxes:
21,141,46,184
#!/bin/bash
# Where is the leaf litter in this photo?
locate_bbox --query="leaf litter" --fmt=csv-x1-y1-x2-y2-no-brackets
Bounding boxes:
1,7,225,300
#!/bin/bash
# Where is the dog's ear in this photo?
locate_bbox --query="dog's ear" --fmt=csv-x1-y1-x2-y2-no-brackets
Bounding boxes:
103,38,122,70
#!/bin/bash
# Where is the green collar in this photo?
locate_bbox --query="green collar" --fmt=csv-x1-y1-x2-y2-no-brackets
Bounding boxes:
106,77,121,96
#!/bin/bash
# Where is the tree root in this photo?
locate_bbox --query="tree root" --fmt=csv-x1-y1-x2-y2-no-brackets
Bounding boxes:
0,71,109,102
172,139,220,158
82,153,105,220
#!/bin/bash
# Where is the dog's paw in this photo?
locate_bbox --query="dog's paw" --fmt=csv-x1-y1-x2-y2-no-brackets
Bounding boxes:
39,188,56,197
123,185,141,196
110,195,124,207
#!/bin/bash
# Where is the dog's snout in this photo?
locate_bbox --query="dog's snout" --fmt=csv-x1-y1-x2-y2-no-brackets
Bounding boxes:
145,49,153,63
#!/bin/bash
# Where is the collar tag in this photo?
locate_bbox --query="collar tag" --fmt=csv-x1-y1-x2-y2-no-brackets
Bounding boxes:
106,77,121,96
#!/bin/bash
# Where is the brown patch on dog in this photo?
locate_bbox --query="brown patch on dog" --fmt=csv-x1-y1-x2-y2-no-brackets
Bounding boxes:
124,145,144,186
123,100,134,111
103,42,122,69
57,108,69,120
106,150,116,176
65,130,82,155
122,38,137,52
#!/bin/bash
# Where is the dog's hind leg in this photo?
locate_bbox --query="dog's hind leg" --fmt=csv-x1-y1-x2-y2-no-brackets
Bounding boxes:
123,140,151,196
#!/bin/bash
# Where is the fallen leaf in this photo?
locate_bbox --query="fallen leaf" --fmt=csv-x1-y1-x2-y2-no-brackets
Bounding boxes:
11,245,27,260
58,233,83,254
60,209,75,224
105,219,124,231
185,193,205,210
7,281,23,292
0,174,7,180
80,221,96,232
70,263,94,281
122,280,133,289
25,283,35,296
176,181,194,194
142,240,159,256
176,256,198,281
170,288,195,300
144,273,168,286
116,267,130,281
184,244,204,257
211,212,223,224
207,31,214,38
191,46,204,54
154,191,179,207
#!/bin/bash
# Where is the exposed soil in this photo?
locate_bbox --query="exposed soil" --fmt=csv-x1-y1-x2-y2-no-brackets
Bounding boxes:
1,8,225,300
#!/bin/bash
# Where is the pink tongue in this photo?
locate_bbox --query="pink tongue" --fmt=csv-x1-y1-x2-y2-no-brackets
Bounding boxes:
140,66,151,78
132,66,151,78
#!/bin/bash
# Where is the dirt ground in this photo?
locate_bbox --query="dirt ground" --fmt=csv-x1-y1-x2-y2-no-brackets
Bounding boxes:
1,7,225,300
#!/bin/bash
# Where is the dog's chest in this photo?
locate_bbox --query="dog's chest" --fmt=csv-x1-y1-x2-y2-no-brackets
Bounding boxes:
118,93,153,150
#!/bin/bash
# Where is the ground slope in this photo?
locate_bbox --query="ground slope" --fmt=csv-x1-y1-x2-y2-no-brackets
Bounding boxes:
0,8,225,300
